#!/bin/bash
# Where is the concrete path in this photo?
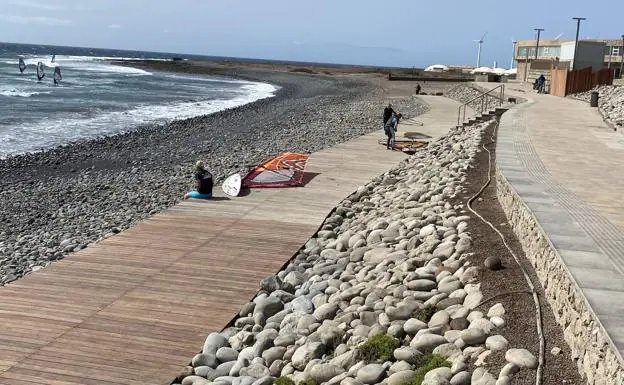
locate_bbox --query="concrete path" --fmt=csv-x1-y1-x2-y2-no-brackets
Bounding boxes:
496,87,624,363
0,96,464,385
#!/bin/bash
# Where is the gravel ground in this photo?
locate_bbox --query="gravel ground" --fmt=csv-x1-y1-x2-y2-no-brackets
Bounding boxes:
0,65,428,285
172,120,547,385
570,85,624,130
454,124,583,385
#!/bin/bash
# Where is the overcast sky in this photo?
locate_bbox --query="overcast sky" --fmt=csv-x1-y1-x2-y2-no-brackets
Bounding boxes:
1,0,623,67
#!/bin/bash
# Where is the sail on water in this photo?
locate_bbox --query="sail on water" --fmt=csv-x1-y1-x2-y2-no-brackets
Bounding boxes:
54,66,62,85
18,57,26,73
36,61,45,81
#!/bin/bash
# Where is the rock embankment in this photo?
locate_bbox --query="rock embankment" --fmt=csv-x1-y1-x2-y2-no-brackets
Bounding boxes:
446,86,501,115
0,72,428,286
175,120,540,385
571,85,624,130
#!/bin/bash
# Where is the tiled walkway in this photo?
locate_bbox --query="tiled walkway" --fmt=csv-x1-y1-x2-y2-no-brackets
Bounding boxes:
496,85,624,361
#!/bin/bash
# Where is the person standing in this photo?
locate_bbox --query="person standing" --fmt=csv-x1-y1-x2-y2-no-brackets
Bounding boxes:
537,74,546,94
383,103,396,127
384,112,402,150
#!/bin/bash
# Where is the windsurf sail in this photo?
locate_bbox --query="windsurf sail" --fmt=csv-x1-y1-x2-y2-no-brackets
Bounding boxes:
36,61,45,81
242,152,310,188
18,57,26,73
54,66,62,84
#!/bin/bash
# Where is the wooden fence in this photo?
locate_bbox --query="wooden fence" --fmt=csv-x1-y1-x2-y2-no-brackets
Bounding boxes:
549,67,615,97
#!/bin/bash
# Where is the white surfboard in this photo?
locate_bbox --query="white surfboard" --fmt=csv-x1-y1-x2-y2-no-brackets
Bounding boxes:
222,173,242,197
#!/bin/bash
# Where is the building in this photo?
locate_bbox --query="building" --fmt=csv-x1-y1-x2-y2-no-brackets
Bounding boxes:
514,38,624,82
602,38,624,72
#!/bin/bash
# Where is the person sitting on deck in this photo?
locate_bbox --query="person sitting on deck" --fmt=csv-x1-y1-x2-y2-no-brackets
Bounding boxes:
184,161,213,200
384,112,402,150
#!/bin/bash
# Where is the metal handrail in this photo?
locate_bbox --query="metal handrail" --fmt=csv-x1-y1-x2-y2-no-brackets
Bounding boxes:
457,84,505,125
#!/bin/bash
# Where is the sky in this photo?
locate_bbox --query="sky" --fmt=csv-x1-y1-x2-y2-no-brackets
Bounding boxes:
1,0,623,68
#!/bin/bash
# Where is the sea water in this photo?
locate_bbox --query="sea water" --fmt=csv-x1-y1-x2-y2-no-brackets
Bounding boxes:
0,43,277,158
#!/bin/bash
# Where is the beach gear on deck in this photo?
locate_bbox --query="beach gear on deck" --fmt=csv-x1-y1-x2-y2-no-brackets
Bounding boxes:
222,173,242,197
242,152,310,188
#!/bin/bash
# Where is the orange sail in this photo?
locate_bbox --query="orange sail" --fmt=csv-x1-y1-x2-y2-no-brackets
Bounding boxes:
242,152,310,188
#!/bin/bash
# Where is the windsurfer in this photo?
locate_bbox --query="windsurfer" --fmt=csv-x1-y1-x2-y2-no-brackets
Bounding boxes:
36,61,45,81
54,66,62,85
183,161,214,200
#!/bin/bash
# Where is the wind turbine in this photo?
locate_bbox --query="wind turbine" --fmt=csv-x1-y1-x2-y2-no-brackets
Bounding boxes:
554,32,564,40
510,38,516,69
474,32,487,68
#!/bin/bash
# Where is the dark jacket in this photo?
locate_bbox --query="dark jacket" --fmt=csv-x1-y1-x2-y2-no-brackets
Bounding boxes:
383,106,396,124
195,171,214,195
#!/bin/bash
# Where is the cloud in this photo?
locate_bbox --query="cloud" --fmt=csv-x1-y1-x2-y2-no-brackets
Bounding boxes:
0,15,72,26
7,0,64,11
108,24,121,29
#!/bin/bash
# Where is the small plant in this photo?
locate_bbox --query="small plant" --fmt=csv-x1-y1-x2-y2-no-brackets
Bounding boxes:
413,305,437,323
399,355,451,385
355,334,400,363
298,379,318,385
274,377,295,385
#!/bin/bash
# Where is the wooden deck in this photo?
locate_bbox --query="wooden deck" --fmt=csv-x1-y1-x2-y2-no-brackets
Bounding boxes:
0,96,462,385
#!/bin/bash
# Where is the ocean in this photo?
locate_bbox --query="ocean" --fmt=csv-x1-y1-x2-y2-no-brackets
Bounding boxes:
0,43,277,159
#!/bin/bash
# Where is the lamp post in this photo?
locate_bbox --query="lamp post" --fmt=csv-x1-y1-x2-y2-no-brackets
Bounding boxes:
572,17,586,70
534,28,544,59
511,40,516,69
620,34,624,78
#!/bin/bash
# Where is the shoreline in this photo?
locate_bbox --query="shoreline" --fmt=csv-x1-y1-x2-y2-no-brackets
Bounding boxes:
0,60,430,285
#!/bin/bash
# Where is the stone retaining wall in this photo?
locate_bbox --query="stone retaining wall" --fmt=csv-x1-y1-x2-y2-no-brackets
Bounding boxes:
495,169,624,385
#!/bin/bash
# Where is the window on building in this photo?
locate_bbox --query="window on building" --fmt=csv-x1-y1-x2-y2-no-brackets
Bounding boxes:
543,47,550,55
518,47,527,57
613,46,620,56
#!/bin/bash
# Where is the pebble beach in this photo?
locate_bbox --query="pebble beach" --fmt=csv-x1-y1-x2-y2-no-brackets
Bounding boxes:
0,64,428,285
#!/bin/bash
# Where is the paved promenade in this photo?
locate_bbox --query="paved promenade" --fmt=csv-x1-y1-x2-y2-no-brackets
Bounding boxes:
0,95,462,385
495,84,624,369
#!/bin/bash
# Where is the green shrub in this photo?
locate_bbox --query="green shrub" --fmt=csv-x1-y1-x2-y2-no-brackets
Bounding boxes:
413,305,437,323
400,355,451,385
355,334,400,363
274,377,295,385
298,379,318,385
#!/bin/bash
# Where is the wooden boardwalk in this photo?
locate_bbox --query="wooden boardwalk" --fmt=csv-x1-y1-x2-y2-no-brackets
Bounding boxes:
0,96,462,385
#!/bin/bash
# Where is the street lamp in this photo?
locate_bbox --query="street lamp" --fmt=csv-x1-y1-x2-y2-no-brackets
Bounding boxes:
534,28,544,59
620,34,624,78
572,17,586,70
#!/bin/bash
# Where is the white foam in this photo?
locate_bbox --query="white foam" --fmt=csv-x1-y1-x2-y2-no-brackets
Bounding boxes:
0,81,278,158
72,63,152,75
5,55,152,75
0,86,50,98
